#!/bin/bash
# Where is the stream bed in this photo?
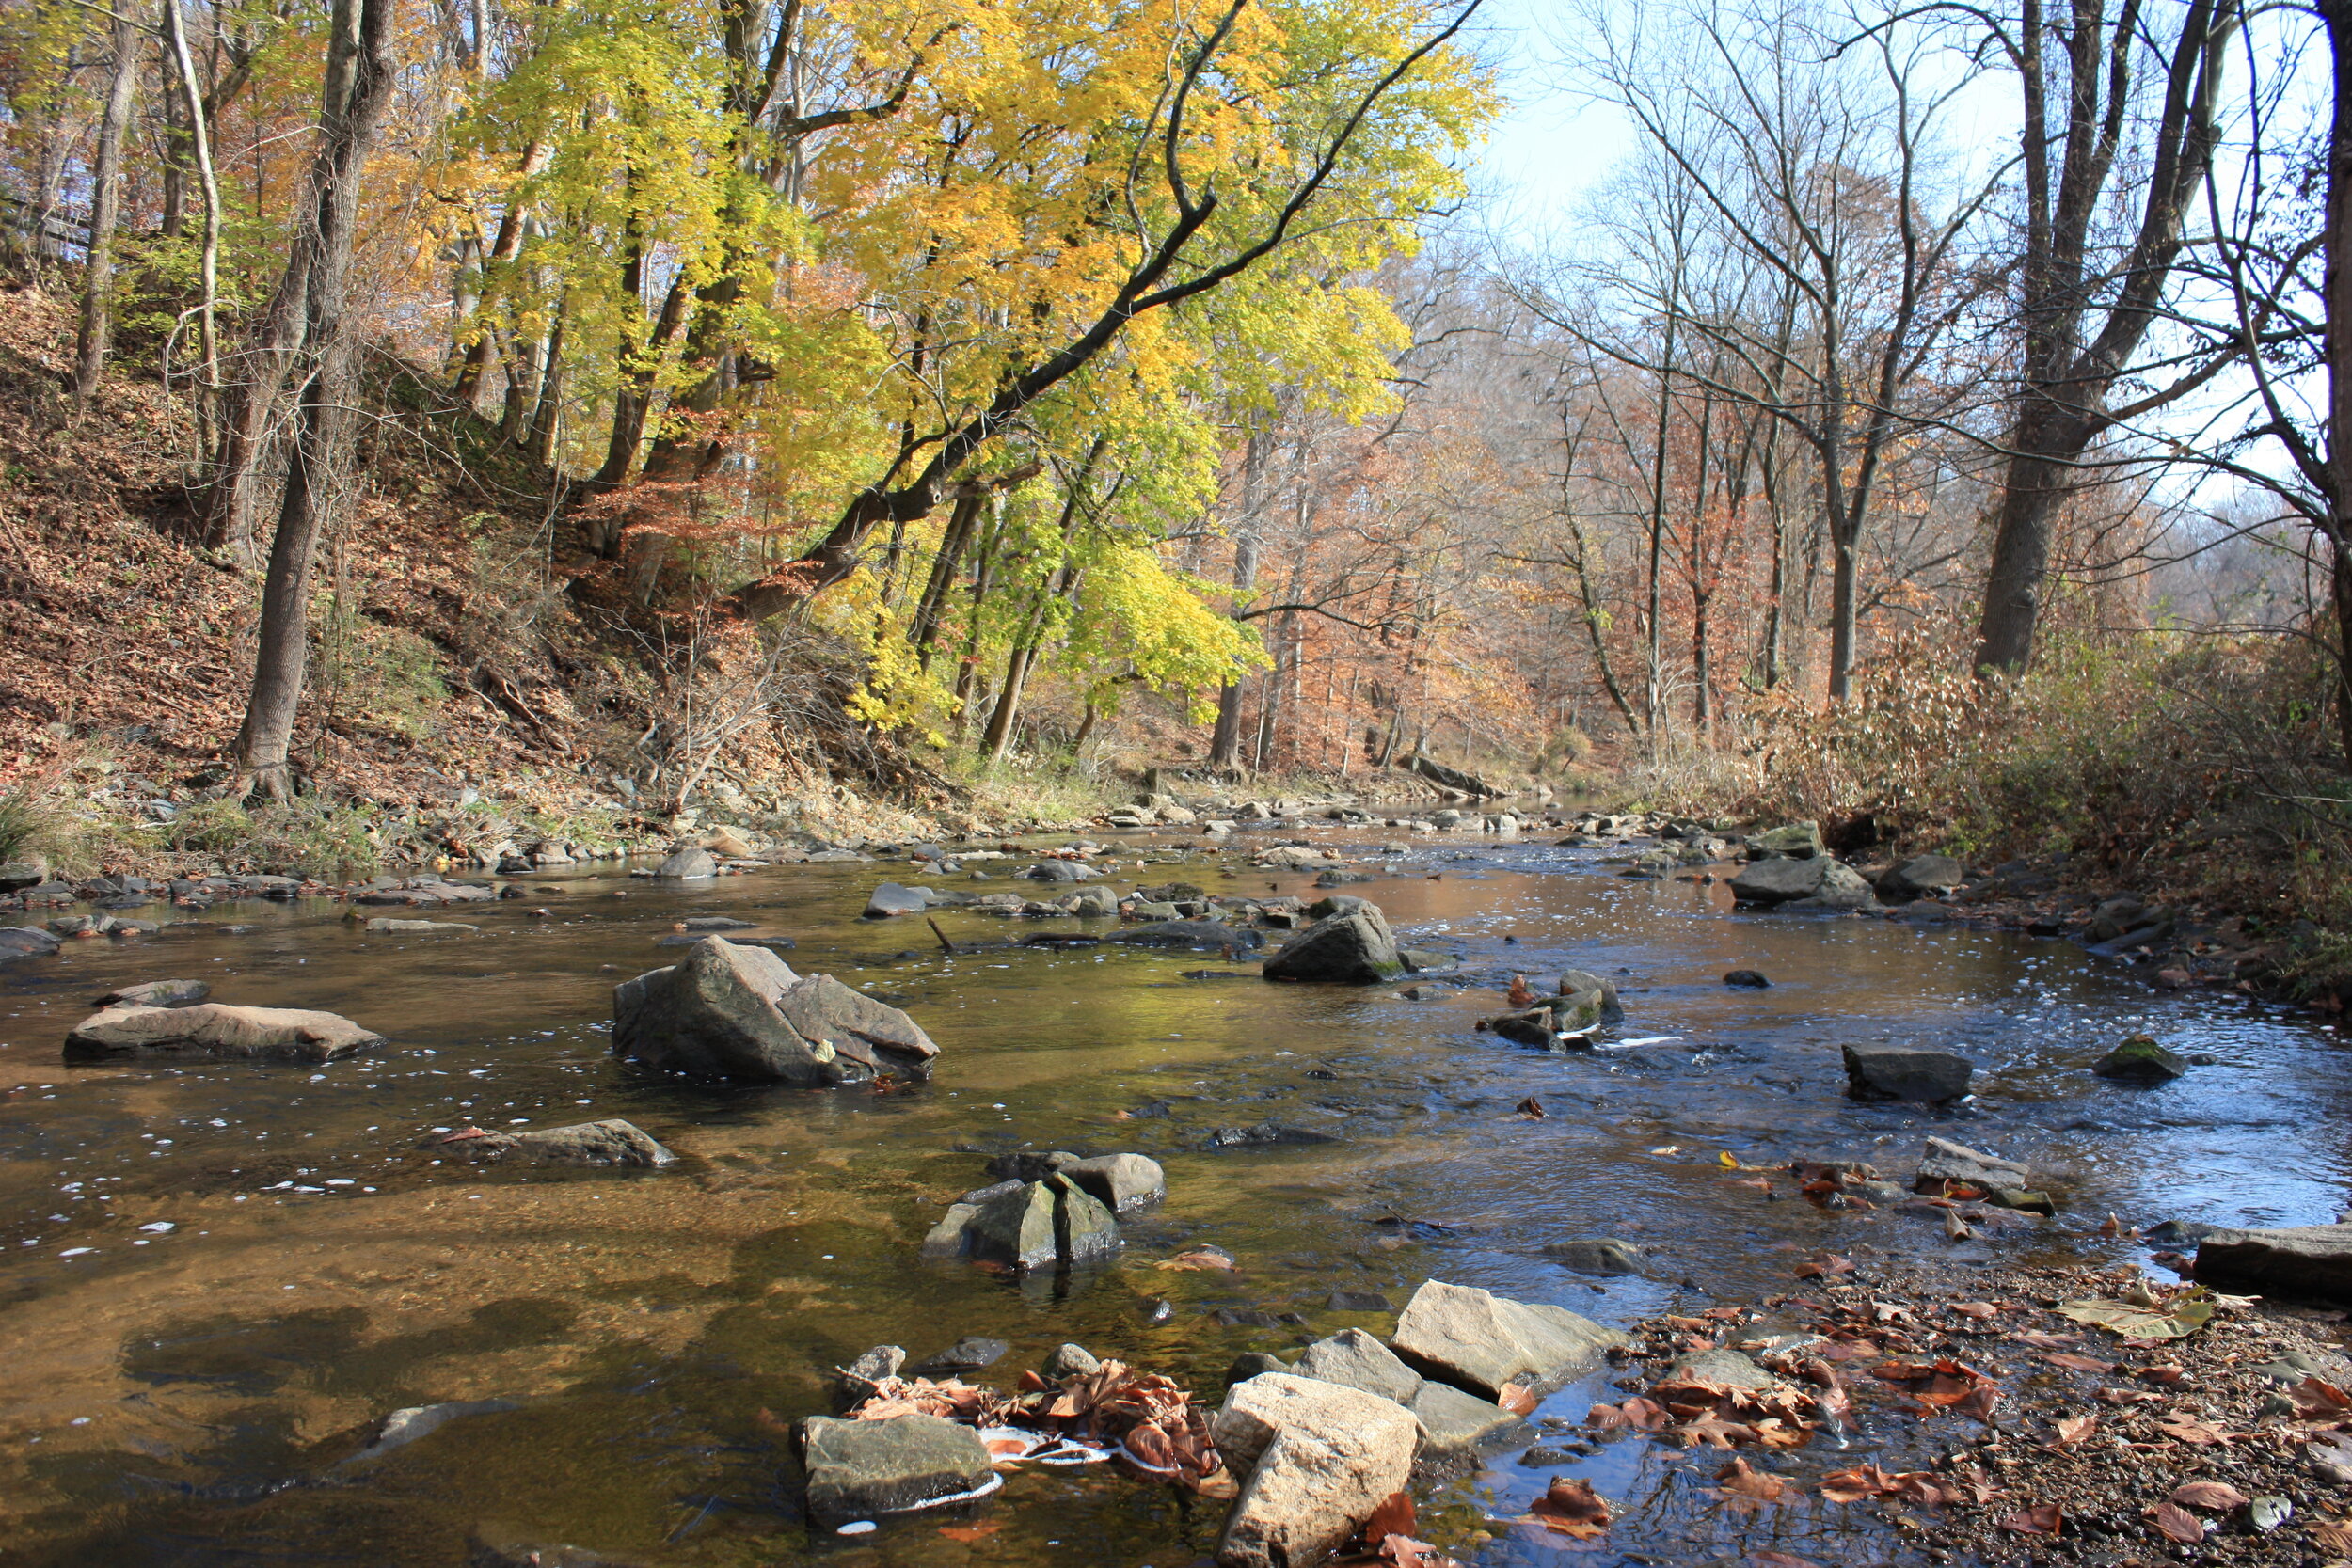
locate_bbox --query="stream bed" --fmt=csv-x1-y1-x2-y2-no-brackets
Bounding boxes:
1,825,2344,1567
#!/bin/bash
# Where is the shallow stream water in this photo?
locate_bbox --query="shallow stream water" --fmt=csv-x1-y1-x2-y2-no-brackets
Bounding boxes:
1,826,2344,1567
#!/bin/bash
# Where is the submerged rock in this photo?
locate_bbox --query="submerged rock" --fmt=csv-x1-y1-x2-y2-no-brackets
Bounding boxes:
1211,1373,1419,1568
94,978,210,1008
2092,1034,2188,1083
1263,905,1406,984
362,916,479,934
1205,1122,1339,1148
436,1118,676,1167
64,1003,382,1062
1543,1238,1645,1275
1843,1042,1975,1102
1915,1135,2028,1194
352,1399,520,1462
611,937,937,1085
1723,969,1771,989
1388,1279,1626,1401
1108,920,1261,950
2195,1226,2352,1302
797,1414,996,1526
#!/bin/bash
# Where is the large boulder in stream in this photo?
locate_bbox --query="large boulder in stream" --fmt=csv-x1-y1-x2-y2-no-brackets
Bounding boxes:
1290,1328,1523,1459
612,936,937,1085
1844,1043,1975,1102
64,1003,382,1062
1263,905,1406,984
1212,1373,1419,1568
1730,854,1876,909
654,847,719,879
2194,1226,2352,1301
797,1413,997,1526
0,927,63,962
1388,1279,1626,1401
1878,853,1965,900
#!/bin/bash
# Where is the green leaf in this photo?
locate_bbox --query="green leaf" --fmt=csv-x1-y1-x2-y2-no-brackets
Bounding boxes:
2057,1287,2218,1339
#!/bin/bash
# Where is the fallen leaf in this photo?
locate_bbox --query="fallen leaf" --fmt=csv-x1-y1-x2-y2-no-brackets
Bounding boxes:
1670,1413,1757,1449
1525,1476,1612,1539
2140,1363,2185,1385
1729,1175,1773,1192
2169,1481,2251,1511
1364,1490,1417,1543
2151,1501,2203,1544
2093,1386,2161,1406
1513,1097,1546,1120
2053,1414,2098,1446
1999,1502,2064,1536
1497,1382,1539,1417
2310,1519,2352,1552
2293,1377,2352,1418
1749,1554,1822,1568
1944,1208,1975,1242
939,1522,1002,1542
1795,1254,1854,1280
1715,1457,1800,1507
2058,1288,2218,1339
1156,1248,1236,1272
2158,1418,2232,1446
1951,1301,2001,1319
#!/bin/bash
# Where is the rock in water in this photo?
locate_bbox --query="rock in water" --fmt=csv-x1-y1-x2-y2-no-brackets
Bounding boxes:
863,882,931,919
2194,1227,2352,1301
352,1399,520,1461
1556,969,1625,1022
64,1004,383,1062
2092,1034,2188,1082
1212,1374,1419,1568
363,917,479,934
437,1119,675,1167
1543,1238,1645,1275
0,927,63,962
1730,855,1876,908
1878,853,1964,900
611,937,937,1085
1108,920,1262,950
1723,970,1771,989
1747,821,1824,859
1056,1152,1166,1213
967,1180,1060,1270
1388,1279,1626,1401
654,847,718,879
1049,1171,1121,1266
797,1414,996,1526
1294,1328,1422,1404
1263,905,1406,984
94,979,210,1008
1842,1042,1975,1102
1914,1135,2028,1193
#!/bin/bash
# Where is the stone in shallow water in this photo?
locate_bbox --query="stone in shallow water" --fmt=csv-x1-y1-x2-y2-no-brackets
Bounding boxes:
1723,969,1771,989
352,1399,520,1462
1914,1135,2027,1193
1262,906,1406,984
2195,1226,2352,1301
64,1003,382,1063
2092,1034,2188,1082
612,937,936,1085
94,978,209,1008
1212,1373,1418,1568
797,1414,996,1526
1388,1279,1626,1401
1543,1238,1645,1276
654,847,718,879
1843,1042,1974,1102
910,1337,1009,1376
439,1119,675,1167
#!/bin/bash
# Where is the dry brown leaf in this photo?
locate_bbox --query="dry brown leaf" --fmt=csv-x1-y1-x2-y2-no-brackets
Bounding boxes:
1715,1457,1800,1505
1795,1254,1853,1279
2169,1481,2250,1511
938,1522,1002,1543
1496,1382,1539,1418
2044,1353,2114,1373
1364,1490,1417,1543
1999,1502,2064,1535
2158,1418,2233,1446
1748,1554,1822,1568
1951,1301,2001,1319
2053,1414,2098,1447
2152,1501,2204,1544
2310,1519,2352,1551
1513,1096,1546,1119
1155,1248,1237,1272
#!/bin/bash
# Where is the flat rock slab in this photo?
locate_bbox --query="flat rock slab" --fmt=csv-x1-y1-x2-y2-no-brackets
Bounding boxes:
1915,1135,2027,1193
1844,1043,1975,1102
2195,1226,2352,1301
0,927,63,961
1213,1373,1418,1568
1388,1279,1626,1401
1730,855,1875,908
351,1399,520,1462
438,1119,675,1167
1294,1328,1423,1405
353,882,495,906
1107,920,1260,950
363,917,479,934
798,1414,996,1526
95,979,209,1008
65,1004,383,1062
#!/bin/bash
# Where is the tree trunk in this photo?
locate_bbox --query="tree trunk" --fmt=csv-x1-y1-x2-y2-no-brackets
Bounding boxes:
529,302,566,467
231,0,399,798
453,144,552,414
1972,442,2079,674
911,488,985,670
72,5,139,414
2326,0,2352,767
164,0,224,438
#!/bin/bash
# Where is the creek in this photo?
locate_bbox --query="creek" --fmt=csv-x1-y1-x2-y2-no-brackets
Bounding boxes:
0,824,2343,1566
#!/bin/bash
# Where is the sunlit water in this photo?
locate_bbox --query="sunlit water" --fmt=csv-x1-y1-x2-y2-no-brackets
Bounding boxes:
0,826,2341,1566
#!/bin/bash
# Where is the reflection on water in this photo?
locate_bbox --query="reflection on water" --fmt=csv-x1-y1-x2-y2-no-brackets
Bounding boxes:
1,831,2343,1565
